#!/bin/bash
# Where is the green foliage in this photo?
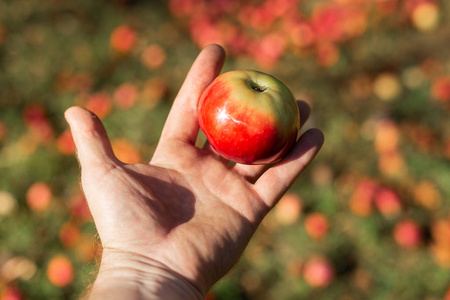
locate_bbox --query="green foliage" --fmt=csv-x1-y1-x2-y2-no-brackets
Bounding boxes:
1,0,450,299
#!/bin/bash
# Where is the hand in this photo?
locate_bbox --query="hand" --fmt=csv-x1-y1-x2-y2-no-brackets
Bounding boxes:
65,44,324,300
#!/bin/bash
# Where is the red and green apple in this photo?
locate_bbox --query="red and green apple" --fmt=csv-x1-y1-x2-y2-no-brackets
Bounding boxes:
198,70,300,164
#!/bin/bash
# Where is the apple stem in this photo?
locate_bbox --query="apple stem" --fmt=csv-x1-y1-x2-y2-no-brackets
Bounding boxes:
253,86,266,92
248,80,267,93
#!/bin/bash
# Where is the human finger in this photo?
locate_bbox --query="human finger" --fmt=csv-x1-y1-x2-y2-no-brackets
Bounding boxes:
253,128,324,208
64,106,119,171
297,100,311,128
157,44,226,147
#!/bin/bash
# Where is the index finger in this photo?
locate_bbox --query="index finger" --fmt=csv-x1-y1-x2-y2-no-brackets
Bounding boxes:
158,44,226,146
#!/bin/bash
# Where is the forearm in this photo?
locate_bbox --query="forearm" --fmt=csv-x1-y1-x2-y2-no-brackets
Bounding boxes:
85,250,204,300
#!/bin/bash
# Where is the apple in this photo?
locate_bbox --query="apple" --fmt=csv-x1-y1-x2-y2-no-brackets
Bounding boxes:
304,212,329,239
198,70,300,164
1,285,23,300
46,255,74,287
274,193,303,225
59,222,81,248
393,219,423,249
26,182,52,212
303,256,335,288
374,187,402,216
110,25,136,54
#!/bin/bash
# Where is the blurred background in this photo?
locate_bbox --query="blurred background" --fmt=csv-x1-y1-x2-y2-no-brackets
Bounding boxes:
1,0,450,299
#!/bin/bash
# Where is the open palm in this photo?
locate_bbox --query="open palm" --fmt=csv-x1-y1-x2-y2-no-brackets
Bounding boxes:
65,45,324,299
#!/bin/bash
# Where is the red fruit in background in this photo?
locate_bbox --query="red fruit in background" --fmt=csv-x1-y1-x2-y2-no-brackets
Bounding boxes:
251,33,286,69
0,286,23,300
393,219,423,249
349,179,378,217
57,130,76,155
0,24,6,45
59,222,81,248
430,244,450,268
378,150,406,176
287,20,315,48
22,104,54,143
198,70,300,164
46,255,74,287
141,44,167,69
304,212,329,239
411,1,439,32
312,3,345,42
311,3,367,43
430,219,450,267
112,138,141,164
413,180,441,210
431,76,450,103
444,286,450,300
274,193,302,225
26,182,52,212
315,42,340,67
404,0,438,15
376,0,398,15
189,16,222,50
238,4,277,32
374,187,402,216
113,83,138,109
110,26,136,54
0,121,6,141
22,104,46,127
215,22,248,56
85,93,112,119
303,256,335,287
168,0,196,18
431,219,450,248
374,120,399,154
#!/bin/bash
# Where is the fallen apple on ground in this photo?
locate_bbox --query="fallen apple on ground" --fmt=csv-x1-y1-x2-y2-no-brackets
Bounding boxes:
198,70,300,164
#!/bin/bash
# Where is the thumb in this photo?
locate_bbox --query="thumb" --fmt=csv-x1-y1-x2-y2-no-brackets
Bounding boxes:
65,106,118,171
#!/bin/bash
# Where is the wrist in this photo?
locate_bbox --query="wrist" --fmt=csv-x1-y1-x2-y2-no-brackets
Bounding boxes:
87,249,204,300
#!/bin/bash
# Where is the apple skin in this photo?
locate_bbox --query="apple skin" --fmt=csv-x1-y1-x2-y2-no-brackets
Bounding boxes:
198,70,300,164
